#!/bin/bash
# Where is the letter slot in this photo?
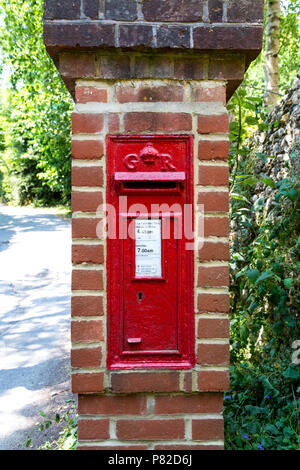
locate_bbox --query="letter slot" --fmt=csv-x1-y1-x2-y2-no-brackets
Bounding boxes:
107,135,195,369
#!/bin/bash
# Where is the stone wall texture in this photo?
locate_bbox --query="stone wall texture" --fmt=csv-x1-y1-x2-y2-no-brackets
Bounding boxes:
251,69,300,210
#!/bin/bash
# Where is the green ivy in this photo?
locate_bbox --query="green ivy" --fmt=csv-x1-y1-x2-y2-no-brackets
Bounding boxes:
224,356,300,450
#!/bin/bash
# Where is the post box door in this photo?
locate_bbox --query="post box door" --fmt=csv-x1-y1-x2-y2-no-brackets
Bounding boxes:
107,135,194,369
123,215,180,353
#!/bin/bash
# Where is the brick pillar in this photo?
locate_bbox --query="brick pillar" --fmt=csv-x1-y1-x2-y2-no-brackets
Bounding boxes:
43,0,264,451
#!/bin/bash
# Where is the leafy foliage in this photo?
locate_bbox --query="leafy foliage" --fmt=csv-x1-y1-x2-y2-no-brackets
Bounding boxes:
225,1,300,449
34,401,78,451
0,0,72,206
245,0,300,101
224,357,300,450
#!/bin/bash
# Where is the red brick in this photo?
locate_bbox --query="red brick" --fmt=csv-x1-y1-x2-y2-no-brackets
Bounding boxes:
198,242,230,261
60,53,97,78
72,373,104,393
192,419,224,440
71,296,104,317
75,86,107,104
71,320,104,343
198,140,229,160
193,26,263,53
111,372,180,393
78,395,147,415
197,343,229,366
83,0,100,20
72,113,104,134
124,113,192,133
106,1,138,21
45,23,115,49
157,25,190,48
199,165,229,186
142,0,204,21
44,0,81,19
72,270,103,291
209,0,224,22
198,266,229,287
208,56,245,80
71,192,103,212
197,318,230,339
155,444,224,450
198,191,229,213
72,140,104,160
108,114,120,133
155,393,223,414
72,166,104,187
117,419,185,441
174,58,205,80
227,0,264,23
203,217,229,237
197,370,230,392
116,85,184,103
72,244,104,264
195,85,226,104
78,419,109,440
72,218,100,239
71,347,102,368
99,56,131,79
134,56,172,79
197,293,230,313
198,114,229,134
119,24,153,48
184,372,193,392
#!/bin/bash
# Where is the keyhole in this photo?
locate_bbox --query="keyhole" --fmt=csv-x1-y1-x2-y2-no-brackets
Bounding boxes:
138,292,143,301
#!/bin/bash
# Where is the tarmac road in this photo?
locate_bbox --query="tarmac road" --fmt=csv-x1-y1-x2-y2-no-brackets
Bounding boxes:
0,205,73,450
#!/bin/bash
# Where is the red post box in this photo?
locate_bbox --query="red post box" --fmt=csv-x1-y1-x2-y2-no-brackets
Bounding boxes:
107,136,194,369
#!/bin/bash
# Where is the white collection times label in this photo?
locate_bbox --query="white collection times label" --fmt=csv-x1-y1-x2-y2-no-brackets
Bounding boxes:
135,219,162,278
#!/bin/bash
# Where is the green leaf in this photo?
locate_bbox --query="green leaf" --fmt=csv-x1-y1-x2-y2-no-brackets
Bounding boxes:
286,188,298,202
260,177,276,188
244,405,268,415
245,269,260,282
256,271,273,284
244,176,258,186
264,424,280,435
282,366,299,379
39,410,46,418
240,325,249,341
248,301,258,313
283,278,293,289
245,116,258,126
255,152,268,162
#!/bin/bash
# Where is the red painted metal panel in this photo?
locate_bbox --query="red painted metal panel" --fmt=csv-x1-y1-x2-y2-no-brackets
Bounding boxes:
106,135,194,369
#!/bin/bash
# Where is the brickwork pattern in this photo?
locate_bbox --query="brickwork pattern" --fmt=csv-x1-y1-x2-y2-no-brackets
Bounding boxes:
70,78,230,449
59,51,247,80
45,0,264,24
77,393,225,450
43,0,264,63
